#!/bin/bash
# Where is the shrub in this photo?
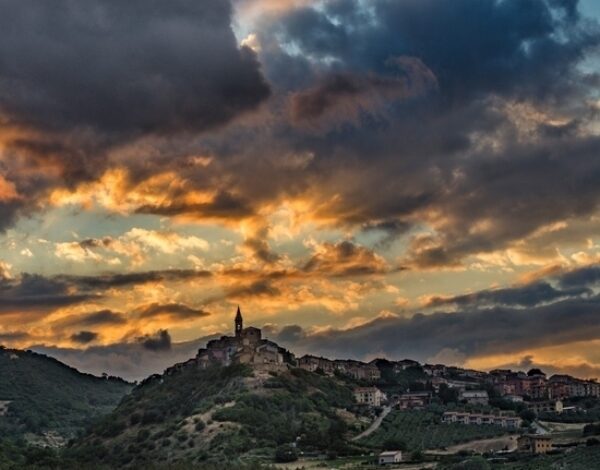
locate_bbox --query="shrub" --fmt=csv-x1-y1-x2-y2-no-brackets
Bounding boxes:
274,444,298,463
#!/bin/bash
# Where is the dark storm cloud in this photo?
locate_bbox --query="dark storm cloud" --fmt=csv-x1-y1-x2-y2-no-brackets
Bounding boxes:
558,265,600,289
302,241,390,276
135,191,255,221
0,0,270,136
58,310,127,329
225,279,282,300
0,201,24,233
0,331,30,343
290,57,437,123
361,219,412,248
138,330,172,352
0,274,96,314
426,282,592,309
0,270,212,316
136,303,210,320
70,331,99,344
235,0,600,266
273,0,597,102
0,0,270,232
272,263,600,360
58,269,212,290
405,136,600,268
275,295,600,362
242,226,281,264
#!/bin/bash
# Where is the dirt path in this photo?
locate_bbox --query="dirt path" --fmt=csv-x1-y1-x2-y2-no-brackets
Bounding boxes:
352,405,392,441
427,435,517,456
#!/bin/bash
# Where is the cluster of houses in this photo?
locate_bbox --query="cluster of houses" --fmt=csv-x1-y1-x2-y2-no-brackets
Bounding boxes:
297,355,381,381
489,369,600,400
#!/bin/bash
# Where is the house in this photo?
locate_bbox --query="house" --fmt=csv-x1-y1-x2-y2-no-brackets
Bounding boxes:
442,411,522,429
335,359,381,380
526,399,563,415
423,364,446,377
396,392,431,410
354,387,386,407
517,435,553,454
298,355,335,375
378,450,402,465
459,390,489,405
547,374,600,399
505,395,524,403
393,359,420,372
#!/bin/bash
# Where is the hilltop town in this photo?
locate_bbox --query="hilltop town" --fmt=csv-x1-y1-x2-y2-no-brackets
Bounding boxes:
141,308,600,468
167,308,599,409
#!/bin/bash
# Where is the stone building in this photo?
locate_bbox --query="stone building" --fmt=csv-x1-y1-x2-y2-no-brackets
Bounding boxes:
517,435,553,454
196,307,295,370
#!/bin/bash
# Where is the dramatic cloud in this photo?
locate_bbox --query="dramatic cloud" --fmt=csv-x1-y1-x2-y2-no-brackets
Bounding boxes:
56,310,127,329
0,0,269,137
57,269,212,290
0,331,30,344
302,241,390,277
290,57,437,123
426,281,592,309
136,303,210,320
70,331,99,345
0,274,97,314
269,263,600,366
1,0,600,380
0,0,270,231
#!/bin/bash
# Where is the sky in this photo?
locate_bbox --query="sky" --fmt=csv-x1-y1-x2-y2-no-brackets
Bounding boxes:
1,0,600,381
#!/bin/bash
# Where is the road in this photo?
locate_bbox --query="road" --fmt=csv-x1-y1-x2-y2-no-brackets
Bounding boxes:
352,405,392,441
532,420,550,435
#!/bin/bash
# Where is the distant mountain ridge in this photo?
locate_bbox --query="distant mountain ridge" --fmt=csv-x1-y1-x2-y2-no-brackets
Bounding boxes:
0,346,132,444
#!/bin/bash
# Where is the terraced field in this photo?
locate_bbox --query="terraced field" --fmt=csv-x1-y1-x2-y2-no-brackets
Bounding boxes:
361,410,509,451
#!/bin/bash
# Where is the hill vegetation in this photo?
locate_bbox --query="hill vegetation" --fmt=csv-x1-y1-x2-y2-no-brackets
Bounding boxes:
66,364,364,467
0,347,131,442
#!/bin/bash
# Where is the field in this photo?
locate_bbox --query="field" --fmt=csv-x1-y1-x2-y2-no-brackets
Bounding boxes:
361,410,509,451
490,445,600,469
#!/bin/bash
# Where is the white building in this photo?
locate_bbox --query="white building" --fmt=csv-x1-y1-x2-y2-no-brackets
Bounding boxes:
442,411,521,429
354,387,386,407
460,390,489,405
378,450,402,465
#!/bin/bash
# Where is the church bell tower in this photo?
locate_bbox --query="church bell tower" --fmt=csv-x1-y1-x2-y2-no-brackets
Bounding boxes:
235,306,243,338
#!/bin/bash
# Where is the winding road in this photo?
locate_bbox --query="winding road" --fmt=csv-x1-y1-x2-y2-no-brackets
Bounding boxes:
352,405,392,441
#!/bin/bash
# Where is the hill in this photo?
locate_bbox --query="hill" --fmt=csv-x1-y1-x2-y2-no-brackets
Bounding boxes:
0,346,132,444
65,363,364,468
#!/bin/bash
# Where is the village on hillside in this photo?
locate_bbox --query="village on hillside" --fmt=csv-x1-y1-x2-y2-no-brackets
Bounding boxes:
153,308,600,468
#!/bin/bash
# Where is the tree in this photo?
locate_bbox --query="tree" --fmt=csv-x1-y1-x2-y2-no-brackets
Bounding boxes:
439,384,459,404
382,438,407,451
519,409,536,422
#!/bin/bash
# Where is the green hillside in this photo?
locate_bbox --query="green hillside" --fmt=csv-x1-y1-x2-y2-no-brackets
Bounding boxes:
66,364,363,468
0,347,132,442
